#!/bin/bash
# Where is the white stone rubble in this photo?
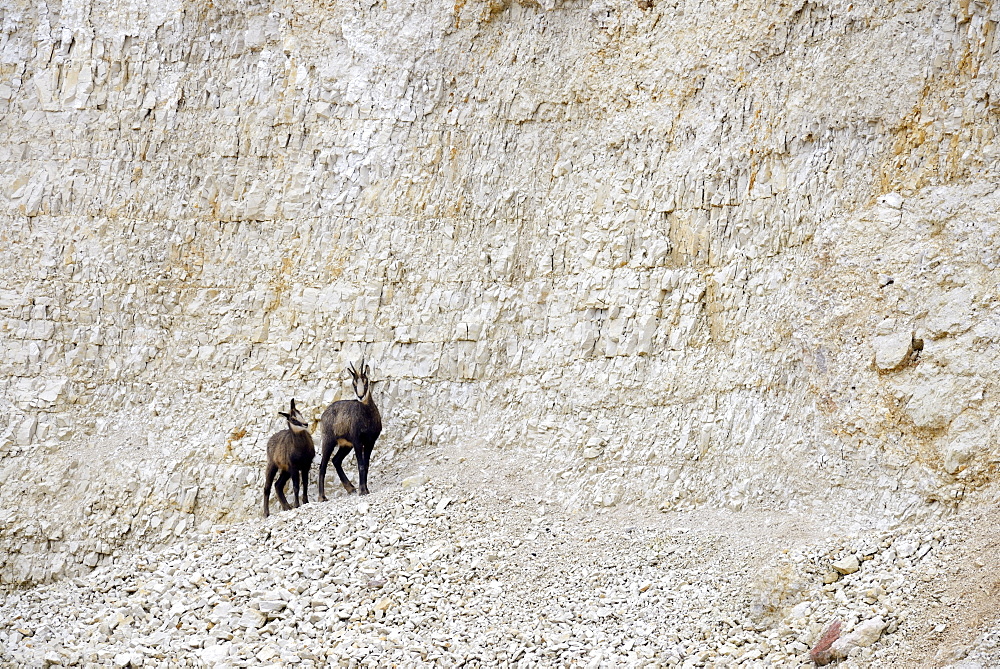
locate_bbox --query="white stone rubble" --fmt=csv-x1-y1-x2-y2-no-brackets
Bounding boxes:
1,479,995,667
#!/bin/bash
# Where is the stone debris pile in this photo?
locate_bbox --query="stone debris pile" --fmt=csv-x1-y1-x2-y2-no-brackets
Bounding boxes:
2,478,995,667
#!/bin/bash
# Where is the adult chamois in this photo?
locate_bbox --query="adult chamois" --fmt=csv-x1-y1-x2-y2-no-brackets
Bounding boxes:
318,360,382,499
262,398,315,518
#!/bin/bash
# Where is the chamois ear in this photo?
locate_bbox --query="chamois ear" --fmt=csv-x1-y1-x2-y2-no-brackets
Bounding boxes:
278,411,290,420
290,398,297,413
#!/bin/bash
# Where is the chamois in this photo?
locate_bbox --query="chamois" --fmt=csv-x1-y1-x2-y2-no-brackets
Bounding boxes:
318,360,382,499
263,398,316,518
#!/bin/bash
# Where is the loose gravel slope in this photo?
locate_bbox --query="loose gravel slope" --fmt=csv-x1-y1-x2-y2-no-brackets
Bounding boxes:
2,467,999,667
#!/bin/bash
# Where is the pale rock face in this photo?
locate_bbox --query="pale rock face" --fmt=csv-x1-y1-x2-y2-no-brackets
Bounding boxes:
940,412,994,475
2,0,1000,587
924,287,975,340
904,378,962,430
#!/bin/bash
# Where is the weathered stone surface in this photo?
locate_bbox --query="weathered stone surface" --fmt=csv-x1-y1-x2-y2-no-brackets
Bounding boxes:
0,0,999,591
925,288,975,339
905,379,963,429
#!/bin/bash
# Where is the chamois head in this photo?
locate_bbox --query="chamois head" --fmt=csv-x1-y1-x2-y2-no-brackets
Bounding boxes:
278,398,309,433
347,359,373,401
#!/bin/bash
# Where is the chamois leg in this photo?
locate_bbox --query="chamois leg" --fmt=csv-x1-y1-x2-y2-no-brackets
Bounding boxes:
318,436,334,502
299,466,310,505
291,467,301,507
363,442,375,493
263,462,278,518
354,441,370,496
274,470,292,511
333,445,357,495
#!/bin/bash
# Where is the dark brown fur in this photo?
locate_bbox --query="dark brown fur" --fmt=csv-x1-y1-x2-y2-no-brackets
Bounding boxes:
318,360,382,498
263,399,315,518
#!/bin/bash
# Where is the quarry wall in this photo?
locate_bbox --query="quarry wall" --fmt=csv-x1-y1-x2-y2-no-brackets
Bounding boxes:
2,0,1000,587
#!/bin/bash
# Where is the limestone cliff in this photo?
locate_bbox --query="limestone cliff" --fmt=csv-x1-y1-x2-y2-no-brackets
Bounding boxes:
2,0,999,587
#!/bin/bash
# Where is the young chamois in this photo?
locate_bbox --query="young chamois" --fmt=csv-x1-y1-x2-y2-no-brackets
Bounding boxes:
262,398,315,518
318,360,382,499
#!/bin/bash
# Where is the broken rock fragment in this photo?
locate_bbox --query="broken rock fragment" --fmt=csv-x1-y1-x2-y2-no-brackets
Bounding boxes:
873,330,915,371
